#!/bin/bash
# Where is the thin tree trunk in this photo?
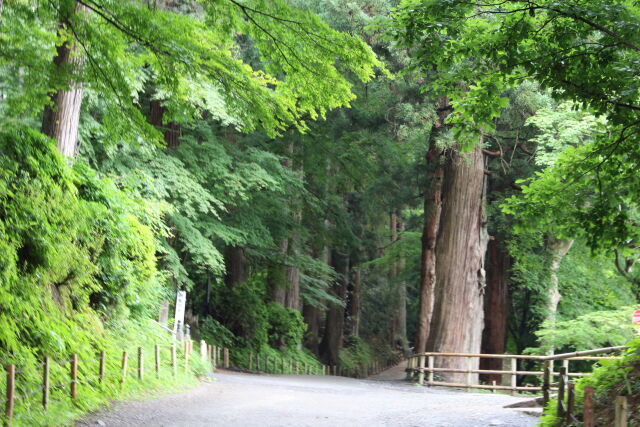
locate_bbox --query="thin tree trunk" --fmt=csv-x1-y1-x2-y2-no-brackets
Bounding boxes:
415,145,444,353
350,267,362,337
396,220,407,352
427,146,488,384
41,3,88,158
543,236,573,354
480,238,510,383
389,210,398,344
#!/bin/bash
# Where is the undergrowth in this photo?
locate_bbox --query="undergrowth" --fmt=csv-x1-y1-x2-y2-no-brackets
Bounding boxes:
540,337,640,426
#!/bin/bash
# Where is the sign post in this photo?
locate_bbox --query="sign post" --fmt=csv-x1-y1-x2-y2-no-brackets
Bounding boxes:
173,291,187,337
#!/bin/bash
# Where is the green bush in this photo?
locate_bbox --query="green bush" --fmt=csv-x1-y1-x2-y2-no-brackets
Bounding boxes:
200,316,236,348
266,302,307,350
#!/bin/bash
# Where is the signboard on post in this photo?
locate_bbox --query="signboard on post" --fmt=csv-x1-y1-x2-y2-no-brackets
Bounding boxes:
173,290,187,334
633,309,640,326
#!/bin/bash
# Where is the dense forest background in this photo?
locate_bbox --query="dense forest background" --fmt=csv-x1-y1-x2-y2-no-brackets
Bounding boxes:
1,1,640,422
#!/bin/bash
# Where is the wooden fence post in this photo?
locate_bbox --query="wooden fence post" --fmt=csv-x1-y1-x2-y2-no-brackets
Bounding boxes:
212,346,217,369
99,350,106,384
155,345,161,379
281,357,285,374
567,383,575,424
417,355,425,385
171,344,177,377
70,353,78,399
583,386,594,427
428,356,434,385
614,396,628,427
43,356,50,410
557,366,567,419
5,364,15,424
510,357,517,396
466,357,473,391
223,348,229,368
542,360,551,406
138,347,144,380
121,351,128,385
249,352,253,371
296,361,300,375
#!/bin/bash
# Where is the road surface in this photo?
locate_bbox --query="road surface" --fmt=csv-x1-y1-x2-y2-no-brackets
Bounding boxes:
79,366,538,427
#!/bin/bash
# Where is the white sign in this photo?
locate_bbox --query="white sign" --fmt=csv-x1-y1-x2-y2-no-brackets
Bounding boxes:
173,290,187,334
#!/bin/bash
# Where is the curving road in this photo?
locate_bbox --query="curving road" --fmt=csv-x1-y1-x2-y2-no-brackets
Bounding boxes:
79,366,538,427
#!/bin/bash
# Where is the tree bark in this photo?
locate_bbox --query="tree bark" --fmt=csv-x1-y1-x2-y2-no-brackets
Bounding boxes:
223,245,249,287
41,3,88,158
543,236,573,354
320,248,349,365
415,146,444,353
480,238,511,383
426,146,488,384
303,303,322,355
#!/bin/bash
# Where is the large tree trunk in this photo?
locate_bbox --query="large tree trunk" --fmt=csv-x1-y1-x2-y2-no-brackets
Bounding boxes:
415,145,444,353
480,238,510,383
543,236,573,354
303,303,322,355
41,3,88,158
223,246,249,287
303,244,331,355
320,248,349,365
427,146,488,384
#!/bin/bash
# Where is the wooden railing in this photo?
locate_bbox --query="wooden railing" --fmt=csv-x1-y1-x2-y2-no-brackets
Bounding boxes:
2,339,222,426
405,346,625,399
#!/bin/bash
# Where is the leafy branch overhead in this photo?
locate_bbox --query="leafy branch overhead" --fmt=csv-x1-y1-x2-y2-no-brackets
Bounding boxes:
1,0,385,138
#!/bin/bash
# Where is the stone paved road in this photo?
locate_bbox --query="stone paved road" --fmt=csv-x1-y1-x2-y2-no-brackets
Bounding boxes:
79,368,538,427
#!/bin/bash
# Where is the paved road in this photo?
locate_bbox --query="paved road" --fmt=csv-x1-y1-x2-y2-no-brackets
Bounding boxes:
79,369,538,427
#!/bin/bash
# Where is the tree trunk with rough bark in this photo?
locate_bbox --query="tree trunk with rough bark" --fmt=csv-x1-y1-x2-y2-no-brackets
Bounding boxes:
41,3,88,158
426,146,488,384
415,145,444,354
480,238,510,383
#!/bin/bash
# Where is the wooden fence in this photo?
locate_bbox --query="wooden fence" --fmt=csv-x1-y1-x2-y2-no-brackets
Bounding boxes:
405,346,624,396
230,350,398,378
2,339,222,426
406,346,630,426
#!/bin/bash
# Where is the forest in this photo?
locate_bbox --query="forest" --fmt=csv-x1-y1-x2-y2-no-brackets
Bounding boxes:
0,0,639,425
